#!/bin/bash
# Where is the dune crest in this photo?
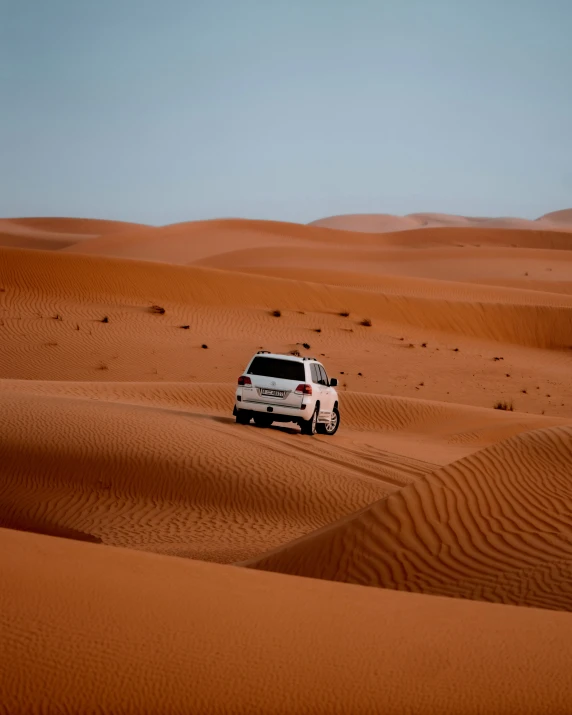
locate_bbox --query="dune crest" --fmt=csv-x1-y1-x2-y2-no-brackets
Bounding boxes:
247,425,572,610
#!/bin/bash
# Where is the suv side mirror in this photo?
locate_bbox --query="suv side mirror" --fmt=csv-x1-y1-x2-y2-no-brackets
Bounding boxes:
329,378,338,387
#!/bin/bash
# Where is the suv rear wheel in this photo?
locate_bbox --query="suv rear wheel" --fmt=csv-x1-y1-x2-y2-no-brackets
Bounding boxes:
236,410,251,425
317,406,340,436
253,414,273,428
300,405,319,436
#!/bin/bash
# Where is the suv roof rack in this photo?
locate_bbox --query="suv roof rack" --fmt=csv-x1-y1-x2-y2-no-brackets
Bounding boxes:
302,356,317,361
256,350,271,354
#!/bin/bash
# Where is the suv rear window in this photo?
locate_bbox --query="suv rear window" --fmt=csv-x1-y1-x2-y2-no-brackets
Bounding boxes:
247,357,305,382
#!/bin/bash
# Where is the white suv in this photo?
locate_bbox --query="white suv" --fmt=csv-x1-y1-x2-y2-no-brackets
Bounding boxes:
234,351,340,436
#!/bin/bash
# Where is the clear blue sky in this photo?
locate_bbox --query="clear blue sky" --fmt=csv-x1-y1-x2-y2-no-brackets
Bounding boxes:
1,0,571,225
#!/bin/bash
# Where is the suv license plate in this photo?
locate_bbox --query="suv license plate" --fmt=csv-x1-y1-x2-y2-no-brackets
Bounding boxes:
260,389,285,398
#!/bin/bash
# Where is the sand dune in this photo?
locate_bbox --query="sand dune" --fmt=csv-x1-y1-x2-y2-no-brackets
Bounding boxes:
0,216,149,251
5,528,572,714
538,208,572,224
310,209,572,233
3,207,572,712
248,424,572,610
4,380,564,560
0,388,392,560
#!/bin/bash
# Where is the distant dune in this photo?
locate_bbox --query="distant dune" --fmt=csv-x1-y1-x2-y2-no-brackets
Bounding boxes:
310,208,572,233
0,216,150,250
2,206,572,712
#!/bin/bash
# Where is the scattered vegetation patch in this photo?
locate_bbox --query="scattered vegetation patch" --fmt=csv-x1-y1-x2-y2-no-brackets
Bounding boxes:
421,342,427,348
494,401,514,411
492,356,504,361
360,318,372,327
271,309,281,317
302,342,311,349
149,305,166,315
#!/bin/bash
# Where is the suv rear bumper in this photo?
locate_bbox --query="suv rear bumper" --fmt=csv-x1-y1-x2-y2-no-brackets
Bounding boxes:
236,398,311,419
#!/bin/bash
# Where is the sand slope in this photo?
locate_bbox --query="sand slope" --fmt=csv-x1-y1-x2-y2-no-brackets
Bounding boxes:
0,387,391,561
4,527,572,715
4,379,565,560
248,425,572,610
0,217,149,251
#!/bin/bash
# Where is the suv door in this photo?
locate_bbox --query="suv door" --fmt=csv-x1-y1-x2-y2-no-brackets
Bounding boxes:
310,363,334,420
317,365,335,414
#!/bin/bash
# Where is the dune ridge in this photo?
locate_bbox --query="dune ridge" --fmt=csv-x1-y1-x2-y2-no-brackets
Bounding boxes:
247,424,572,610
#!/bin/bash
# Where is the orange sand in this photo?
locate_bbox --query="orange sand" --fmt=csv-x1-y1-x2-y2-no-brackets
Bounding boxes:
1,210,572,712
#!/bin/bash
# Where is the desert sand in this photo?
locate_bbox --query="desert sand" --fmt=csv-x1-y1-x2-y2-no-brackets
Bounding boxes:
1,209,572,713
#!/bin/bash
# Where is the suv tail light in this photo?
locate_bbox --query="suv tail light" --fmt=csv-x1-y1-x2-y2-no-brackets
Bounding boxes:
238,375,252,386
295,383,312,395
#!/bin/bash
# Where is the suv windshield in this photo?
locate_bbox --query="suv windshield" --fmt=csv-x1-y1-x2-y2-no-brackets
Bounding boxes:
248,357,305,382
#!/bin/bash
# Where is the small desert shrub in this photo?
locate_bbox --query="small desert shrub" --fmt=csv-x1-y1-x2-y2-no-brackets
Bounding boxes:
302,342,310,349
494,401,514,411
53,314,62,321
521,389,527,394
271,309,281,317
101,316,109,323
201,344,208,349
97,362,108,371
453,348,459,352
421,342,427,348
314,328,322,333
149,305,166,315
339,311,350,317
361,318,372,327
180,325,190,329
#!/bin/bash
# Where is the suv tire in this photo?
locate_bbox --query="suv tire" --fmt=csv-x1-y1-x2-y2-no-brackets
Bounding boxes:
300,405,319,436
253,414,273,428
236,410,251,425
317,406,340,436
